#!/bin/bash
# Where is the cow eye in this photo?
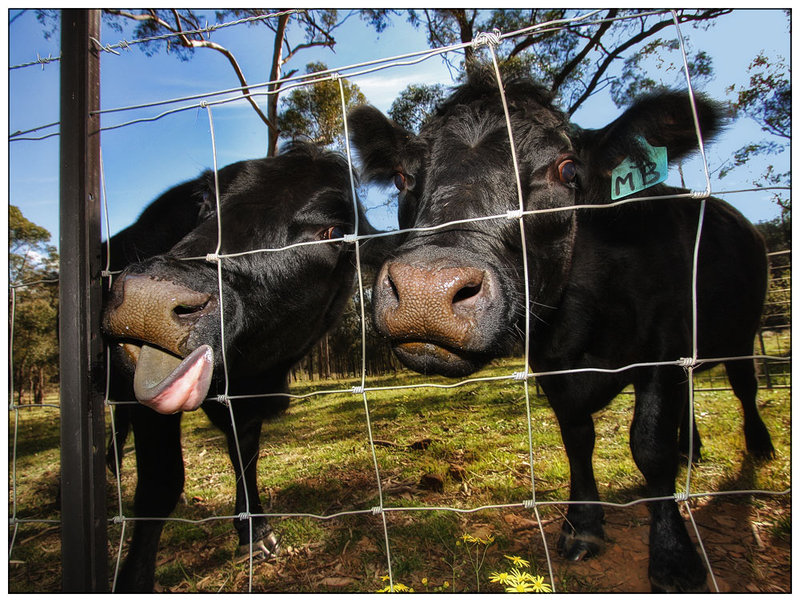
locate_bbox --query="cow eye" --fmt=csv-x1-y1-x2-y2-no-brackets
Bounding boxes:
557,159,577,185
393,171,416,192
320,226,345,241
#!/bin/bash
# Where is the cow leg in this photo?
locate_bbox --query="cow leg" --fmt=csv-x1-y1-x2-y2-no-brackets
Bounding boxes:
677,402,703,463
725,358,774,458
631,368,707,592
555,412,605,560
115,408,184,592
203,401,280,560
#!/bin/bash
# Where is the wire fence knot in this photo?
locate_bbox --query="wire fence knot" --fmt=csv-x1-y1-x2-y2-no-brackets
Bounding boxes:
205,252,220,263
343,233,359,244
677,357,696,368
690,190,710,200
90,36,120,56
472,29,502,49
216,394,229,406
506,208,525,220
237,512,250,521
352,385,365,395
674,491,690,502
371,506,383,515
522,499,537,510
512,370,529,381
112,515,125,524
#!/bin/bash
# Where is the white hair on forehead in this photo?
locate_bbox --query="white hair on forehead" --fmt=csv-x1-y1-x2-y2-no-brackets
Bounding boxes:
443,106,507,149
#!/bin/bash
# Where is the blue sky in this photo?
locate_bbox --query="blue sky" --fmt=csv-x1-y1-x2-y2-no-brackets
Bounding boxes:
8,9,791,248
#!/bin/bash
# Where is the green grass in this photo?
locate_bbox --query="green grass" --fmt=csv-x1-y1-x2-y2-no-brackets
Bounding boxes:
8,354,791,593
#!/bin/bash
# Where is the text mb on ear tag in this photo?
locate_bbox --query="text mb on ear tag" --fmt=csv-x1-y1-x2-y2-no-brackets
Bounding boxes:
611,138,668,200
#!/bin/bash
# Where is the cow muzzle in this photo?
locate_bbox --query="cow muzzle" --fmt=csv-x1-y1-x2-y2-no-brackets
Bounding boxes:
103,273,217,414
373,253,503,377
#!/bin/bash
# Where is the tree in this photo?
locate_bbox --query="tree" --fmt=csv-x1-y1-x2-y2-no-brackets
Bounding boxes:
722,46,791,222
9,205,57,284
9,206,59,404
755,216,791,253
277,62,366,149
388,83,448,133
379,9,730,116
35,8,354,156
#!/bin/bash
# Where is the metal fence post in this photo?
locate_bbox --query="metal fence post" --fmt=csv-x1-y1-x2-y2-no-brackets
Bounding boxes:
59,9,107,592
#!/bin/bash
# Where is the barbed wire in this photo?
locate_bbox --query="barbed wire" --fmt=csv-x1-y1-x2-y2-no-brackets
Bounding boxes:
10,9,678,142
9,9,305,71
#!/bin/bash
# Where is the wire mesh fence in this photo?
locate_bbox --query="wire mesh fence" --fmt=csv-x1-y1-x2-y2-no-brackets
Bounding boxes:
8,9,791,593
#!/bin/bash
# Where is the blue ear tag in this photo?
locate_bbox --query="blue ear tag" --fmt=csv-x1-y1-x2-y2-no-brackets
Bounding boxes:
610,138,668,200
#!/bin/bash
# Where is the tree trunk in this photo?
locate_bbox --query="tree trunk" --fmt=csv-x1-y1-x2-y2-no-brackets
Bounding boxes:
267,13,290,156
34,368,44,404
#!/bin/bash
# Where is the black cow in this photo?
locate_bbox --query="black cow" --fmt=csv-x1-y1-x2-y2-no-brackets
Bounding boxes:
348,70,774,592
103,142,386,592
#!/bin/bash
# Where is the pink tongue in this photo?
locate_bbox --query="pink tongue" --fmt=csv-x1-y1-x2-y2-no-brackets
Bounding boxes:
133,344,214,414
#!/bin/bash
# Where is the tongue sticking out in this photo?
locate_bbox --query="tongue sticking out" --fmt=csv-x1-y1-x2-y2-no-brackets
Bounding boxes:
133,344,214,414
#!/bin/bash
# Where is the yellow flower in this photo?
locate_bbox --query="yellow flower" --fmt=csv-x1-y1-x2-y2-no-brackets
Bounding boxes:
507,583,536,593
504,555,530,568
393,583,411,592
529,575,553,593
443,581,450,589
505,580,536,593
489,571,511,584
421,578,428,586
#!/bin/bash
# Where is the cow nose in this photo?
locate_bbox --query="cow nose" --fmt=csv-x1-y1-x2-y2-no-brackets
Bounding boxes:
103,273,213,356
375,260,490,348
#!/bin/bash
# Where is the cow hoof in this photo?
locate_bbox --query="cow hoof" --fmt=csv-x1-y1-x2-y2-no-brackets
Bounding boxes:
650,576,710,593
748,446,776,461
649,546,708,592
556,530,604,561
236,532,281,563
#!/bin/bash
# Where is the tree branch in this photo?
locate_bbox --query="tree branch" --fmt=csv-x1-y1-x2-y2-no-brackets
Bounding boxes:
105,9,278,132
186,38,277,130
550,9,618,93
566,9,732,115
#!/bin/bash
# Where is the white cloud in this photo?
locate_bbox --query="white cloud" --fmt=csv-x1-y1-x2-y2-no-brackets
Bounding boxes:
350,61,457,112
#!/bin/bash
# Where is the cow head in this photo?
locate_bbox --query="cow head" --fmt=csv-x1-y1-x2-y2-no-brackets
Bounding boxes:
103,142,385,413
349,68,724,377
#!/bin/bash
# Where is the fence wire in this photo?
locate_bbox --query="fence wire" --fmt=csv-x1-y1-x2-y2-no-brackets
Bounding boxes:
8,8,791,593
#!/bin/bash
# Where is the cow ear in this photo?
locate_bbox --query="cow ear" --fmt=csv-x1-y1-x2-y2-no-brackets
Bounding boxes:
195,172,218,223
348,105,421,184
578,91,727,174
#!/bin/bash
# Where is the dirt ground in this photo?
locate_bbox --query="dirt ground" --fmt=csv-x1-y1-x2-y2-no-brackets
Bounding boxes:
508,498,792,593
8,494,790,593
180,493,791,593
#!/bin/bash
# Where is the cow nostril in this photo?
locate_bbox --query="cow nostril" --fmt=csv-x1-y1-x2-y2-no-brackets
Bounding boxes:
452,282,482,305
173,300,210,319
385,273,400,304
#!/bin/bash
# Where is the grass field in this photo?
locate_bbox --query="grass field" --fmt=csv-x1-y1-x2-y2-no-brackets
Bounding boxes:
8,353,791,593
